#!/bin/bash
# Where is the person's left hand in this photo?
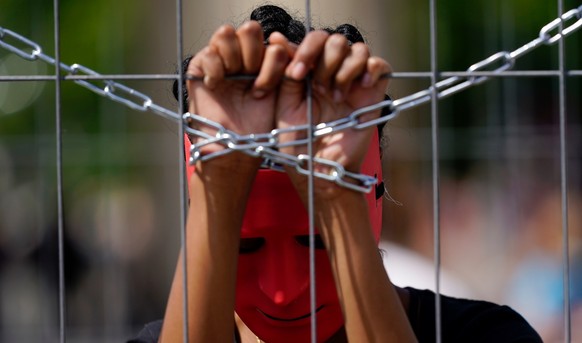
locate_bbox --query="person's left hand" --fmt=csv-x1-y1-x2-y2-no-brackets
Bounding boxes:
270,31,391,197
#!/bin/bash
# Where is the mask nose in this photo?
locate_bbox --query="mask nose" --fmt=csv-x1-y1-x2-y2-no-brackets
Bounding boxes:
258,243,309,306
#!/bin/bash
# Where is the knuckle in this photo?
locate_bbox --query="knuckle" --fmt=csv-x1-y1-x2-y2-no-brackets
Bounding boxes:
312,29,331,38
351,42,370,58
215,24,236,39
334,73,350,86
304,29,330,44
190,47,215,68
328,34,349,50
201,45,217,57
266,44,287,59
369,56,391,72
238,20,262,38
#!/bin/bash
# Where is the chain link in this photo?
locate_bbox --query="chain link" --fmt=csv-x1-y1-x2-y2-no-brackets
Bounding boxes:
1,5,581,193
0,27,42,61
181,113,376,192
0,27,181,122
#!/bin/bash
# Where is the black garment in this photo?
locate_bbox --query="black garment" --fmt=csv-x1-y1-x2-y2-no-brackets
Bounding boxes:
405,288,542,343
127,320,238,343
128,288,542,343
128,320,163,343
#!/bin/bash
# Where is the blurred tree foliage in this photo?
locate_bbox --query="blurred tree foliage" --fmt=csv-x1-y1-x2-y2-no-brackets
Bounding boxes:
0,0,148,189
434,0,581,177
1,0,141,131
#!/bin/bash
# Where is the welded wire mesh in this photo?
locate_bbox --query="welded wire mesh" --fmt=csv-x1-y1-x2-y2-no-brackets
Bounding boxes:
0,1,580,342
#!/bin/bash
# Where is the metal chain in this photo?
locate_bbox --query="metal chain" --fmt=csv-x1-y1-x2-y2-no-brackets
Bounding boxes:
181,113,377,193
0,27,180,122
312,4,582,133
1,4,581,193
181,4,582,192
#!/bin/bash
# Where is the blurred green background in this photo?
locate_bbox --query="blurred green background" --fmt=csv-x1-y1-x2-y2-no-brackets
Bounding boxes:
1,0,581,342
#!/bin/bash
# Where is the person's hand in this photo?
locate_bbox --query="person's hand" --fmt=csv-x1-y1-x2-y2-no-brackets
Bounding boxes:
186,21,290,163
270,31,391,196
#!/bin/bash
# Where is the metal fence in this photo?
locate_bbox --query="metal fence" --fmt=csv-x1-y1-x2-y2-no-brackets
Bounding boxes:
0,0,581,342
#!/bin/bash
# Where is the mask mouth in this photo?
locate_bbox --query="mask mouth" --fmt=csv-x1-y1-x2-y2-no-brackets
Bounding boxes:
257,305,324,322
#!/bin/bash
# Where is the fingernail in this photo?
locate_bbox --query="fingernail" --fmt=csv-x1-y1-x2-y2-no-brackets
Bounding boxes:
203,75,214,89
253,89,266,98
290,62,306,80
361,72,373,87
334,89,343,103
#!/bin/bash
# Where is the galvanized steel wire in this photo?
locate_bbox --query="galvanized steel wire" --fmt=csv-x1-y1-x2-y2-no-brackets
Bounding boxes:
0,2,581,342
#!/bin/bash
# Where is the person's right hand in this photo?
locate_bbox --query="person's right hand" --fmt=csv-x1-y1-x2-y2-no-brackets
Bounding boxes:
186,21,290,161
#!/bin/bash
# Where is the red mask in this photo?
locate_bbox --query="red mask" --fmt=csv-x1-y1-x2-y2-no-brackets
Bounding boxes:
184,132,383,342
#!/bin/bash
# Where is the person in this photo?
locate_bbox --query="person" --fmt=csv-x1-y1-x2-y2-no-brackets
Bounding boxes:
130,5,542,343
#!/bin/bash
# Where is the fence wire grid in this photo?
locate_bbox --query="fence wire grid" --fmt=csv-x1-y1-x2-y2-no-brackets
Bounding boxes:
0,0,581,342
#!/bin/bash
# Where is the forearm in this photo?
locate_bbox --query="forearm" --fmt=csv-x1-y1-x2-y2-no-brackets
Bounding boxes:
160,157,259,343
315,190,417,343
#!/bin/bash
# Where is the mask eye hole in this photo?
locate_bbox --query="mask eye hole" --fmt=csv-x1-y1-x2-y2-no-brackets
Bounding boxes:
239,237,265,254
295,234,326,250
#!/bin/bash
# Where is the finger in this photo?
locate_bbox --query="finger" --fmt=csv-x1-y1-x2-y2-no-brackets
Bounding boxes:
267,32,298,58
313,34,350,89
285,30,330,80
188,46,224,89
186,52,204,79
236,21,265,74
209,24,242,73
333,42,369,100
253,44,289,98
185,57,202,115
361,56,392,88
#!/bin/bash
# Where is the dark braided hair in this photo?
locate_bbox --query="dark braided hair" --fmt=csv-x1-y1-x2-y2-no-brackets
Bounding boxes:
172,55,193,113
250,5,306,45
173,4,388,135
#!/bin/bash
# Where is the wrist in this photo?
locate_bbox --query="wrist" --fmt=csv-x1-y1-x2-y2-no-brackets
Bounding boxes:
284,165,364,202
189,153,261,197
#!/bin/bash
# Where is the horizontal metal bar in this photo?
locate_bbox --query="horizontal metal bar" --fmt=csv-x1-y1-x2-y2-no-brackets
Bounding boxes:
3,70,582,82
0,74,180,81
65,74,179,80
0,75,57,81
441,70,579,77
390,70,582,78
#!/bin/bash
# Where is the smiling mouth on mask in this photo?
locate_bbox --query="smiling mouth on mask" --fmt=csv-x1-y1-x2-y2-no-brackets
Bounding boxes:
258,305,324,322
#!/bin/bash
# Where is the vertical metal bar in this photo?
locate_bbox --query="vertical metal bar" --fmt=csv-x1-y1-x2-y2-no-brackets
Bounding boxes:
429,0,442,342
307,83,317,343
175,0,189,342
500,2,521,260
53,0,66,341
557,0,571,342
303,1,317,342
